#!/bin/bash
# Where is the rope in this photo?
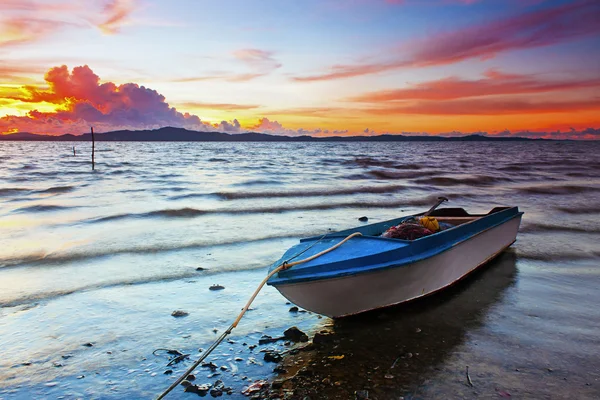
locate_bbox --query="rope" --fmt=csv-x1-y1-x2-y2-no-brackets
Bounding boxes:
156,231,362,400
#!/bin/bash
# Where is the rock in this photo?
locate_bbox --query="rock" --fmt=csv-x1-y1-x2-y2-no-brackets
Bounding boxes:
264,351,283,363
202,362,218,371
187,374,196,381
220,366,228,371
358,216,368,222
283,327,308,342
61,354,73,360
164,370,173,375
196,267,206,271
384,374,394,379
259,335,280,345
415,328,422,333
82,342,94,347
209,284,225,291
312,331,333,345
271,380,285,389
355,390,369,399
171,310,189,317
273,366,287,374
180,380,192,388
77,375,84,379
185,384,210,396
297,367,313,376
248,345,257,350
52,362,63,368
289,306,299,313
235,357,243,362
322,377,331,385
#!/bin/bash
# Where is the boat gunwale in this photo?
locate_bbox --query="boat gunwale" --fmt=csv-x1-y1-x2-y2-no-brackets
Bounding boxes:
268,208,522,286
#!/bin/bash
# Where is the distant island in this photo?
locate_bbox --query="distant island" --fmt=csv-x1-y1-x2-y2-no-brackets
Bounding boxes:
0,127,550,142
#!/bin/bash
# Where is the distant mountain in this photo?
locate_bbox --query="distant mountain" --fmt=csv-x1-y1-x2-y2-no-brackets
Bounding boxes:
0,127,545,142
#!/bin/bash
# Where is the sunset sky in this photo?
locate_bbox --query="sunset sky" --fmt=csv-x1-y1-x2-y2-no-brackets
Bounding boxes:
1,0,599,139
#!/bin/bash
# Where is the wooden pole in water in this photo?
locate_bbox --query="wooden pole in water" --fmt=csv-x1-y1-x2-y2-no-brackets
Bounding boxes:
91,127,95,170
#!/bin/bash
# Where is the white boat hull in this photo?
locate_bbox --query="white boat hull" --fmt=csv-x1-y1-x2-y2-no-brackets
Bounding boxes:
273,215,522,318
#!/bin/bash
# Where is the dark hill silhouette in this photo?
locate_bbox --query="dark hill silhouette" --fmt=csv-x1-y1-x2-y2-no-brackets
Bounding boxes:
0,127,545,142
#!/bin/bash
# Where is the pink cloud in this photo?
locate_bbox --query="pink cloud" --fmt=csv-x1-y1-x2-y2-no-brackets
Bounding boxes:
348,70,600,101
1,65,214,134
294,0,600,81
97,0,136,34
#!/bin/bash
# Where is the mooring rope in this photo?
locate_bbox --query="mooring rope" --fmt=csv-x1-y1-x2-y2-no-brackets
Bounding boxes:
156,231,363,399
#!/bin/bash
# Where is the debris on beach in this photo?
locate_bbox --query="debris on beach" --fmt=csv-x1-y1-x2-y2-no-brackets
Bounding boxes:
241,380,268,396
209,284,225,291
152,348,190,366
171,310,189,317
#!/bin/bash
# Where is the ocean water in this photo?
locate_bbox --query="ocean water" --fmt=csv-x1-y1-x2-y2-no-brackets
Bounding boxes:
1,141,599,399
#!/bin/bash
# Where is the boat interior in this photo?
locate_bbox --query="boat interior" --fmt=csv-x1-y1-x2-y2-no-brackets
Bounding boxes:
425,207,511,227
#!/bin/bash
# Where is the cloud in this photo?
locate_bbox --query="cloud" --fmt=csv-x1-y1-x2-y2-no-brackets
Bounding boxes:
293,0,600,81
214,119,243,133
0,17,64,48
0,65,214,135
177,102,261,111
363,98,600,116
171,49,282,83
247,117,322,136
348,70,600,102
97,0,137,34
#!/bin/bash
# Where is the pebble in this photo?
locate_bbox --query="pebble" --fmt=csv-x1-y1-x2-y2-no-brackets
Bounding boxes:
209,284,225,291
82,343,93,347
358,216,368,222
289,306,299,313
164,370,173,375
171,310,189,317
196,267,206,271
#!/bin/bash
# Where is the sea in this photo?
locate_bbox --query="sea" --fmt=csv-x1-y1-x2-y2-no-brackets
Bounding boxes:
0,141,599,399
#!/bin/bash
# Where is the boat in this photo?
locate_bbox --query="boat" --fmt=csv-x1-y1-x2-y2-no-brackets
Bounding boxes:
266,201,523,318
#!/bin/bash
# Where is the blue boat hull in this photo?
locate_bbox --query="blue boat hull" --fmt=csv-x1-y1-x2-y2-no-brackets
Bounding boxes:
267,207,523,317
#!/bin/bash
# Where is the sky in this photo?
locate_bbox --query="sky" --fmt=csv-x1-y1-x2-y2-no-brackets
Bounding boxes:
1,0,599,139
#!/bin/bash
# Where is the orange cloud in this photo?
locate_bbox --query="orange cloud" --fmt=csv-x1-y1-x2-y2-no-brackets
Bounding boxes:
293,0,600,81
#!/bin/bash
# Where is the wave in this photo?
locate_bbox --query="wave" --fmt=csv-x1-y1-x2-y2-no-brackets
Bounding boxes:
34,185,77,194
14,204,75,213
555,205,600,215
0,188,29,197
85,197,439,225
413,175,513,187
517,249,600,262
517,185,600,195
0,233,315,270
368,170,440,180
520,222,600,234
231,179,283,186
210,185,408,200
1,271,204,308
